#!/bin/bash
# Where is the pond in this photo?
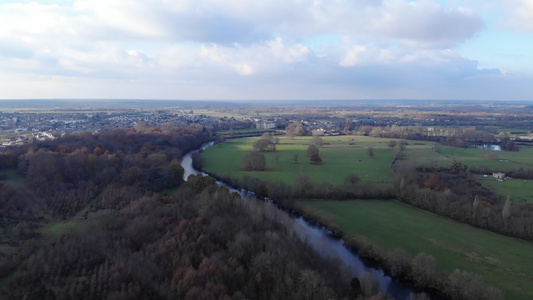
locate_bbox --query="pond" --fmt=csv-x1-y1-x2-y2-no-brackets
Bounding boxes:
472,144,502,151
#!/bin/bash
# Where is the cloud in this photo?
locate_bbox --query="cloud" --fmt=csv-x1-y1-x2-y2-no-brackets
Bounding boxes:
500,0,533,32
0,0,483,46
0,0,531,101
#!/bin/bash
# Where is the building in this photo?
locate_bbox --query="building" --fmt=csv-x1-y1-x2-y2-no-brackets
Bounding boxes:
492,172,505,179
256,121,276,130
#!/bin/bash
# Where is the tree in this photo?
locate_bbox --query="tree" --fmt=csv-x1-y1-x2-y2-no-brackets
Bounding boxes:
432,144,441,153
360,272,379,296
306,144,319,158
191,152,204,170
388,248,411,277
502,197,512,223
285,122,306,139
312,136,323,147
411,253,437,286
253,133,276,152
424,174,444,191
253,138,276,152
472,195,481,220
388,140,397,148
310,153,322,164
366,147,375,159
169,160,185,182
344,173,360,191
398,140,407,150
291,153,299,164
295,174,313,197
243,152,266,171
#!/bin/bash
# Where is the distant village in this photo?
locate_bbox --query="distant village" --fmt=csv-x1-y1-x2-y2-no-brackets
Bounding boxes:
2,107,532,149
0,110,215,147
0,106,381,148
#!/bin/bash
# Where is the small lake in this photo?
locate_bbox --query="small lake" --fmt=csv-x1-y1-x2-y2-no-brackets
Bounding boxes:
472,144,502,151
181,142,414,299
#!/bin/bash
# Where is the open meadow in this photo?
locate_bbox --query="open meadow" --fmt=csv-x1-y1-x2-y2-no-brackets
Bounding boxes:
299,200,533,300
201,135,398,186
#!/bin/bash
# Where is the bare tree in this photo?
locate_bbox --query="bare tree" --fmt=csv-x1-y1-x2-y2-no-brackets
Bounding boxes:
502,197,512,224
411,253,437,286
366,147,375,159
344,173,360,191
306,144,319,158
243,152,266,171
291,153,299,164
310,153,322,164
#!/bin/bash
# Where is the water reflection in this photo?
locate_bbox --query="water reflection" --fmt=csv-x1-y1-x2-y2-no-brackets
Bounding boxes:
472,144,502,151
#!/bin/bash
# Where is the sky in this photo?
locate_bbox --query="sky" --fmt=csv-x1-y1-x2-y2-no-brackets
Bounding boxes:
0,0,532,101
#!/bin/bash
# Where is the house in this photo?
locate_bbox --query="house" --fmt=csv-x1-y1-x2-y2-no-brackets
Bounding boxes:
492,172,505,179
255,121,276,130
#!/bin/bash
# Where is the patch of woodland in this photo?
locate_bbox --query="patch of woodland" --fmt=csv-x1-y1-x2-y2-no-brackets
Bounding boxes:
1,176,367,300
0,125,210,284
394,159,533,241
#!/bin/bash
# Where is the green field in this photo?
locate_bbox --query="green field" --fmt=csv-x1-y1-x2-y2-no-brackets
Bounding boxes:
202,136,398,186
299,200,533,300
403,141,533,169
0,169,24,187
476,175,533,203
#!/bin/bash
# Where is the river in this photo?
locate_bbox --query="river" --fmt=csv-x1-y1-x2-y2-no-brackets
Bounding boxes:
181,142,413,299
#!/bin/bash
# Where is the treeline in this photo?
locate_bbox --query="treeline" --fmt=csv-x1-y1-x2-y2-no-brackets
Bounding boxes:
208,173,395,210
469,164,533,179
285,120,516,151
394,161,533,241
345,232,504,300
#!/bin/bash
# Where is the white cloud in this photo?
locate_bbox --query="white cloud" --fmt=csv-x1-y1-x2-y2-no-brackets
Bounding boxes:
340,46,368,66
501,0,533,32
0,0,531,100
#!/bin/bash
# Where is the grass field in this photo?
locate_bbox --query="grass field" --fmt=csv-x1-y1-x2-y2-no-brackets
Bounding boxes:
476,175,533,203
299,200,533,300
202,135,398,186
403,141,533,170
0,169,24,187
203,135,533,201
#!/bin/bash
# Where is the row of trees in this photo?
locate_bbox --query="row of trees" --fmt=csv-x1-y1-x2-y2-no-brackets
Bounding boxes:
394,160,533,241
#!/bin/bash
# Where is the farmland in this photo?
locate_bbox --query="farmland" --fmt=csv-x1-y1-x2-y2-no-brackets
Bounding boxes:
299,200,533,300
201,135,397,186
203,135,533,203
